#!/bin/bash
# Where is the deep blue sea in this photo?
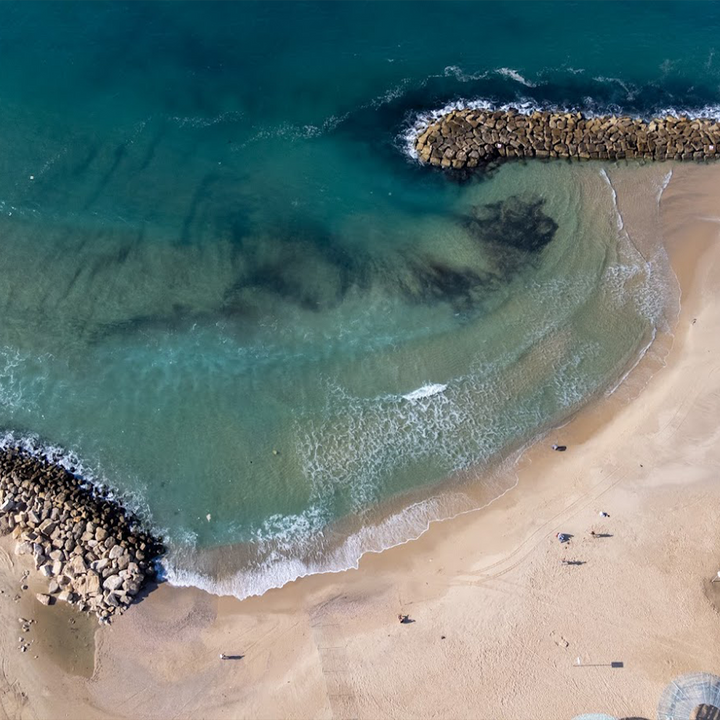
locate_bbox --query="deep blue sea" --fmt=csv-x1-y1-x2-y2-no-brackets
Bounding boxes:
0,1,715,597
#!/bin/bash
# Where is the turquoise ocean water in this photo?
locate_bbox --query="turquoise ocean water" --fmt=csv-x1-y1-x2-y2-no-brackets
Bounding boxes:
0,2,716,597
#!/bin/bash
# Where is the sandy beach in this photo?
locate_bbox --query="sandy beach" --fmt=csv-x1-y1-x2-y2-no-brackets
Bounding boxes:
3,162,720,720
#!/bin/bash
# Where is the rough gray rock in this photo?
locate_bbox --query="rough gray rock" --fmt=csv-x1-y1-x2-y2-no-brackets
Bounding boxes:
414,109,720,170
0,448,164,621
102,574,124,592
108,544,125,560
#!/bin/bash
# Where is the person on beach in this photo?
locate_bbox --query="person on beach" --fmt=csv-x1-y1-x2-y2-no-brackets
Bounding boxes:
556,533,570,543
220,653,228,660
398,614,410,624
552,444,567,452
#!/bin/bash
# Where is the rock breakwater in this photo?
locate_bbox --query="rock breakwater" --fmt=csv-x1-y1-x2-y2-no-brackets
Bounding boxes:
414,108,720,168
0,447,164,622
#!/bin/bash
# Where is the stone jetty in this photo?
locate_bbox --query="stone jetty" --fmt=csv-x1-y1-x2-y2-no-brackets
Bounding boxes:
414,108,720,169
0,447,164,622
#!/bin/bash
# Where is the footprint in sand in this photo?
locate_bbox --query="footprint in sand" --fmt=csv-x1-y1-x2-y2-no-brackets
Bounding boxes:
550,631,569,648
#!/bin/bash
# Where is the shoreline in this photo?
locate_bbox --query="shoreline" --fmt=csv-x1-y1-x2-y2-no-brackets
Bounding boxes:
3,162,720,718
165,161,679,604
0,160,672,609
234,166,694,610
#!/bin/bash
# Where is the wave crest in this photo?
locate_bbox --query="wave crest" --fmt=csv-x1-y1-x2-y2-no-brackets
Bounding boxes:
402,383,447,402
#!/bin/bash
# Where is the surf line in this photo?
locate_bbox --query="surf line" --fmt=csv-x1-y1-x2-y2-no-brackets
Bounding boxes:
402,383,448,402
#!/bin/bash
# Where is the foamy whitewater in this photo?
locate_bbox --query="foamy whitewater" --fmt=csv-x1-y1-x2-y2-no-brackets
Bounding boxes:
0,2,710,599
402,384,448,402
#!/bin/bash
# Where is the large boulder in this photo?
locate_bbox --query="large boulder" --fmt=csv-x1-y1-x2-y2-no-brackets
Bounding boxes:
85,571,101,595
108,544,126,560
70,555,87,575
102,574,124,592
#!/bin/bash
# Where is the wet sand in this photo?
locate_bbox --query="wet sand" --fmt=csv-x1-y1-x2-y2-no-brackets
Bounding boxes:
2,163,720,719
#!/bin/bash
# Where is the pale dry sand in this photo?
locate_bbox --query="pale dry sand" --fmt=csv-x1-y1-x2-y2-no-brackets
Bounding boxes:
2,164,720,720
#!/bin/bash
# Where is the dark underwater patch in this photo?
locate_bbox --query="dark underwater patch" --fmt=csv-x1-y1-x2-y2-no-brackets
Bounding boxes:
393,256,494,313
72,145,100,178
459,195,558,283
137,125,166,172
180,172,223,245
85,192,558,344
83,142,128,211
220,219,367,316
463,196,558,254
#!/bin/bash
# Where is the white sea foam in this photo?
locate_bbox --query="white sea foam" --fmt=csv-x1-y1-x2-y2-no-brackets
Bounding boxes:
654,103,720,121
656,169,673,205
551,341,602,409
236,112,350,149
300,112,351,139
604,326,657,397
368,78,414,109
599,167,679,333
36,147,69,178
442,65,540,87
0,431,99,485
442,65,489,83
496,67,536,87
401,382,447,402
592,75,637,100
168,110,244,129
163,478,520,601
0,348,37,413
599,168,625,232
296,373,509,514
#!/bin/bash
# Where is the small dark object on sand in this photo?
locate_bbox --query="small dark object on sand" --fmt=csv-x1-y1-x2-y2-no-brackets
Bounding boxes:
398,614,411,624
552,444,567,452
556,533,570,543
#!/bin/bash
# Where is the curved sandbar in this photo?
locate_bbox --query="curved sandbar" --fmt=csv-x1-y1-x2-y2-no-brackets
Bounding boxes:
0,447,164,622
414,108,720,168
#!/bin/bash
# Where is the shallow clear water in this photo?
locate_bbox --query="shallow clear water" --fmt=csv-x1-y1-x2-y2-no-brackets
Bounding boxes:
0,2,712,597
